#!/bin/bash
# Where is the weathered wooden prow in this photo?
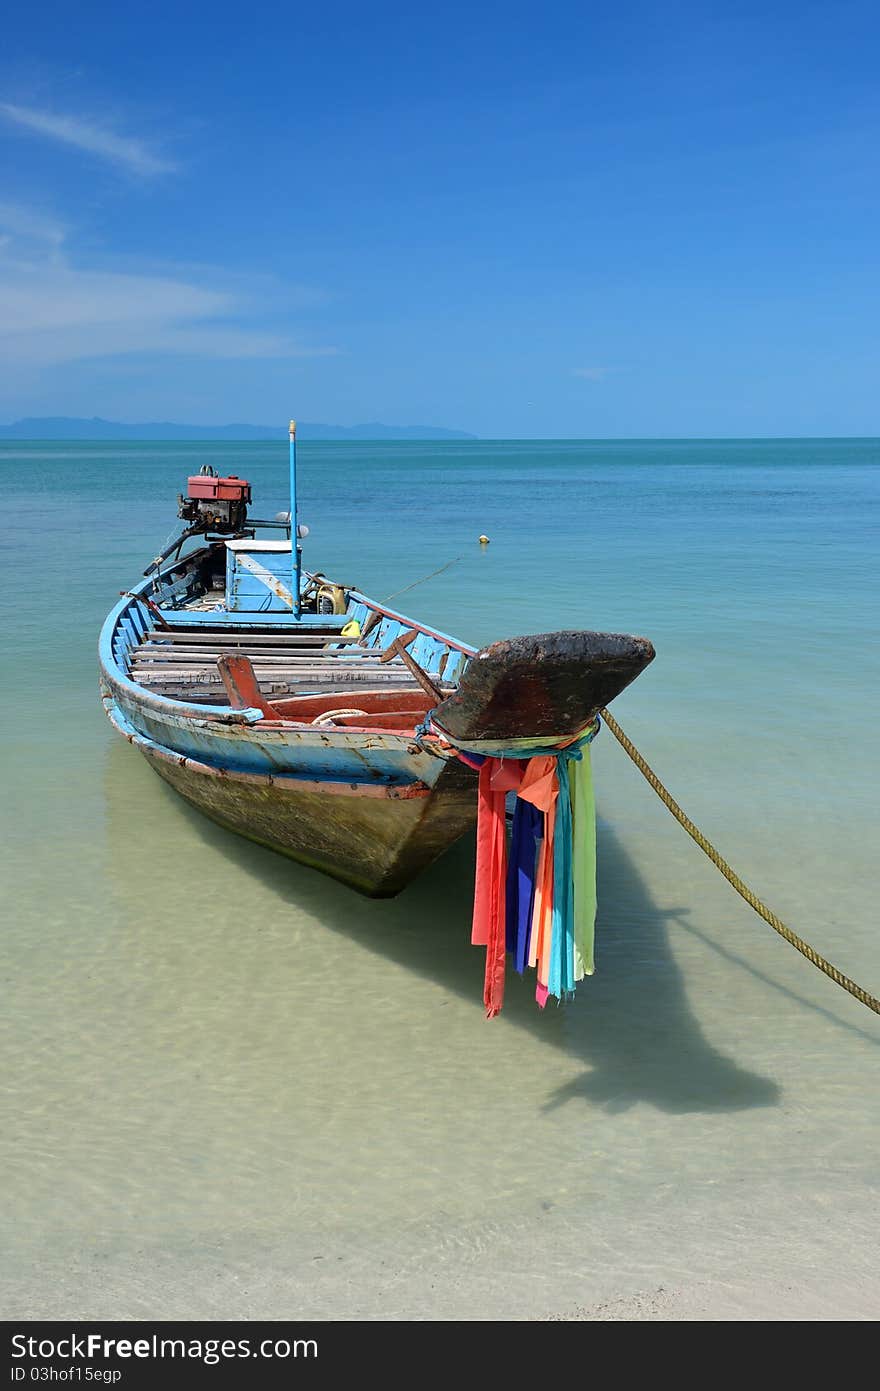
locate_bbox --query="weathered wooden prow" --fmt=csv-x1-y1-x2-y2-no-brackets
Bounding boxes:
431,630,656,741
217,654,281,718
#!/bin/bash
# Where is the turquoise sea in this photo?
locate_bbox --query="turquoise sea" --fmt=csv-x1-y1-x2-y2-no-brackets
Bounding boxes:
1,438,878,1319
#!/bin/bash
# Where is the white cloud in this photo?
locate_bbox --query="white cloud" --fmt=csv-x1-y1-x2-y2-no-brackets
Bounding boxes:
0,101,176,176
0,208,336,366
572,366,609,381
0,201,66,251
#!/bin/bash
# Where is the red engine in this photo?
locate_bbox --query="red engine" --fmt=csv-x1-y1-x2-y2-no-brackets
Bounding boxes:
178,467,251,531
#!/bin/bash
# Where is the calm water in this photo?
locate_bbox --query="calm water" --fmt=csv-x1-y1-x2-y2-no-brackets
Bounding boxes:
1,438,878,1319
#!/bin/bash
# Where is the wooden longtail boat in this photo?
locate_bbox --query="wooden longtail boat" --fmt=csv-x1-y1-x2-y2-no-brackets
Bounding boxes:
100,425,654,896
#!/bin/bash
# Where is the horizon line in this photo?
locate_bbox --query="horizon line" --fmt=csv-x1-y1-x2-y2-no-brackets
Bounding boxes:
2,433,879,442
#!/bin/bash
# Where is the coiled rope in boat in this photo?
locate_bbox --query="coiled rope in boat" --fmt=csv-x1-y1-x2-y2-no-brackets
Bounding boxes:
599,706,880,1016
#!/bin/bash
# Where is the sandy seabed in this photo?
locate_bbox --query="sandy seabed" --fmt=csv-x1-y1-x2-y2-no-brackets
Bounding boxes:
4,1162,877,1321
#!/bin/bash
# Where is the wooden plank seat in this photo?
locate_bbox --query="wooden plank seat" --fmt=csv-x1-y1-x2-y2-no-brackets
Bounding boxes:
145,629,360,645
130,649,413,678
128,629,449,704
131,633,428,670
128,651,442,703
132,645,384,663
131,668,427,687
132,672,403,687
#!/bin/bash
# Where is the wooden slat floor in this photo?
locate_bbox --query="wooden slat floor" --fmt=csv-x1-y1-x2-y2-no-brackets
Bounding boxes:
127,630,435,701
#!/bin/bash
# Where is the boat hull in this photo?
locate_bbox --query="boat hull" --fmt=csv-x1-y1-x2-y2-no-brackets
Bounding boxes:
141,744,476,896
99,573,655,897
102,674,478,896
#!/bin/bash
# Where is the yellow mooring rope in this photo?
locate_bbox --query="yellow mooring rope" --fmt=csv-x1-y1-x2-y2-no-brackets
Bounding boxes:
599,707,880,1016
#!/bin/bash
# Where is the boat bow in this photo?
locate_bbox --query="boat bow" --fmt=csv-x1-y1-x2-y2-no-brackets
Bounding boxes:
430,629,655,743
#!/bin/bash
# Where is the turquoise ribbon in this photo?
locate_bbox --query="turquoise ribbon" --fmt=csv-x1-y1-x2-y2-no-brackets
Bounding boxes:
548,744,585,999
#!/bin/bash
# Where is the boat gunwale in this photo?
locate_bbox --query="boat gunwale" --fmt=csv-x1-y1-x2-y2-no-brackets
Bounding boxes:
100,570,474,729
99,578,264,725
345,589,477,657
102,696,433,797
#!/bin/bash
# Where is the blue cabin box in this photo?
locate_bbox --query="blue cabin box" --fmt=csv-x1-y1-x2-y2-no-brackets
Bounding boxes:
225,539,295,612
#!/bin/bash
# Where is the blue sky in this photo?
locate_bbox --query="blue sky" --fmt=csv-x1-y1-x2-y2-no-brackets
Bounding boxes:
1,1,878,436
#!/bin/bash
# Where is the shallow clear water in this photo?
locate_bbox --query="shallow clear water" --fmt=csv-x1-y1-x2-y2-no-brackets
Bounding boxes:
1,438,878,1319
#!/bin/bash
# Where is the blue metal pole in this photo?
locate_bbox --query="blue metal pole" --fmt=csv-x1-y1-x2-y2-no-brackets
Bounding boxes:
289,418,301,618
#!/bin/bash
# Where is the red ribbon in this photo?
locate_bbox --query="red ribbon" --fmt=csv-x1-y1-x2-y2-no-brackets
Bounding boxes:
471,759,523,1017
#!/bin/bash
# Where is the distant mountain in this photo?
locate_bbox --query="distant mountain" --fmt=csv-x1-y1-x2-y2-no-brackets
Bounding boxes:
0,416,477,442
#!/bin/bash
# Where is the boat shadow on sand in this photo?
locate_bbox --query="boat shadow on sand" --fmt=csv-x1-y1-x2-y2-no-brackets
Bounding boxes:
116,748,782,1118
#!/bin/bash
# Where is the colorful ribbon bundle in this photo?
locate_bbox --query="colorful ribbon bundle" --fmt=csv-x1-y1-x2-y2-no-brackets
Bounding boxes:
420,719,600,1018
